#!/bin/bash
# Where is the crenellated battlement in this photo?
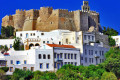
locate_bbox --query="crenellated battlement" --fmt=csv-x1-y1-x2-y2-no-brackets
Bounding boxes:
2,1,101,32
16,9,25,14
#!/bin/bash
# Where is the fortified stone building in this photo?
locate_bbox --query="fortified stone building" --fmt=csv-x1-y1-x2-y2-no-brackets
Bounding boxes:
2,1,102,32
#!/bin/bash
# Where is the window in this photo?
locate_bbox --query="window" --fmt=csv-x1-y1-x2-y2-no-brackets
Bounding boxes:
47,41,49,43
26,33,28,38
31,67,34,71
102,59,104,62
64,53,67,59
43,41,45,44
65,62,67,65
75,62,77,66
54,53,56,58
31,33,32,36
102,51,104,55
88,36,90,40
71,54,73,59
100,59,101,63
81,57,83,60
10,60,13,64
74,54,77,59
43,54,46,59
50,22,53,24
68,54,70,59
92,58,93,63
23,67,27,71
38,54,41,59
48,55,50,59
16,61,20,65
91,50,93,55
24,60,27,64
41,33,44,35
54,62,57,68
33,33,35,36
85,49,87,55
20,34,22,37
89,58,91,63
92,36,94,41
10,44,12,48
95,51,97,54
40,63,43,69
59,41,61,45
68,62,70,64
61,62,63,67
84,35,87,40
66,39,68,44
85,57,87,63
99,51,101,56
89,50,90,55
46,63,49,69
10,67,13,72
71,62,73,65
60,53,63,58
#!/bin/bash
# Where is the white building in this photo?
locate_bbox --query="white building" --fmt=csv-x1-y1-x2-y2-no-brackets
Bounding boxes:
0,39,14,49
0,44,80,75
0,29,109,67
112,36,120,47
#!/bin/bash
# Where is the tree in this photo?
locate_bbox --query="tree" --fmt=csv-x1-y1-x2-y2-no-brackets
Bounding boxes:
108,36,116,46
0,69,5,80
1,26,15,38
103,27,118,36
103,27,118,46
13,37,21,50
101,58,120,78
0,67,9,72
101,72,117,80
11,68,33,80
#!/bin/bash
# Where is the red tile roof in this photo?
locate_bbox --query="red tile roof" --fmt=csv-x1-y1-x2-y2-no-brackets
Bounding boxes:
46,44,75,48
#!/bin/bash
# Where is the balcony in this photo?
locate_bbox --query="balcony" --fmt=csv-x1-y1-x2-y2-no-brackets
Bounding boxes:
55,58,63,62
94,54,100,58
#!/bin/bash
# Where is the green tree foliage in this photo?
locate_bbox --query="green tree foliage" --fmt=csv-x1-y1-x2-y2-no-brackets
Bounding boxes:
101,72,117,80
32,71,57,80
0,67,9,72
10,68,33,80
1,26,15,38
103,27,118,36
13,37,21,50
0,69,5,80
108,36,116,46
105,48,120,58
101,58,120,78
103,27,118,46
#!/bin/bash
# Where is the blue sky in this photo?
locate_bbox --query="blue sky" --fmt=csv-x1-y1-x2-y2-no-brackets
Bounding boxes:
0,0,120,33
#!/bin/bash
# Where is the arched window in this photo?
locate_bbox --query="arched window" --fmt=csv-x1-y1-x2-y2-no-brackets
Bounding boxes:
35,43,40,46
48,55,50,59
43,54,46,59
38,54,41,59
29,44,34,49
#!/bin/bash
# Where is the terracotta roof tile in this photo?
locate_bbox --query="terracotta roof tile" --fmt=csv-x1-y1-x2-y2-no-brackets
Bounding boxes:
46,44,75,48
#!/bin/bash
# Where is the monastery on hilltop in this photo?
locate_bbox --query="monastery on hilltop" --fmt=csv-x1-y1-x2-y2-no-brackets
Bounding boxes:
2,1,102,32
0,1,111,75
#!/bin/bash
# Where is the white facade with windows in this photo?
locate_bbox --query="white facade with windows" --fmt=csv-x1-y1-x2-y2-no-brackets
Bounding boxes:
0,30,109,68
112,36,120,47
0,44,80,75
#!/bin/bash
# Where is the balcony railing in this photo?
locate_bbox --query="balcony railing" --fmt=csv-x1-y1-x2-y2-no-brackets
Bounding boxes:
55,58,63,62
94,54,100,58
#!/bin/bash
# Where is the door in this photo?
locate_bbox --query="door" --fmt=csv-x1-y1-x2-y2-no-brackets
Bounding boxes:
57,63,60,70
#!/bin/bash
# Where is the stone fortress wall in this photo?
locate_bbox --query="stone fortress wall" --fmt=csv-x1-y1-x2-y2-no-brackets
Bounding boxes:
2,1,101,32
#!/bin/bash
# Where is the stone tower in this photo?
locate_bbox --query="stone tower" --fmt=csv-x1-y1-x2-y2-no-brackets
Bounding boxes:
82,1,90,12
14,9,25,31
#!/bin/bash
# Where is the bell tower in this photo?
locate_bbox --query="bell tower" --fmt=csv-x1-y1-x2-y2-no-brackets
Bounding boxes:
82,1,90,12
